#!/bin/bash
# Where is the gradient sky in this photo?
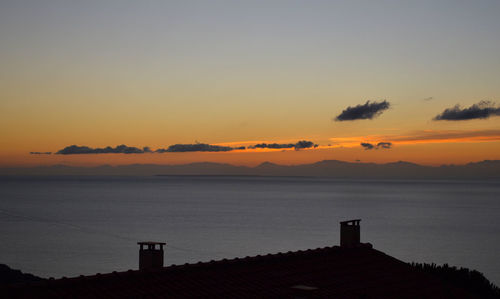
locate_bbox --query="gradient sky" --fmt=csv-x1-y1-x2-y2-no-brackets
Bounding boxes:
1,0,500,167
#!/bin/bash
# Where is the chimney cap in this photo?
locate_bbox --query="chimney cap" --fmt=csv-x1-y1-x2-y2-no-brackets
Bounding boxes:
138,241,166,246
340,219,361,225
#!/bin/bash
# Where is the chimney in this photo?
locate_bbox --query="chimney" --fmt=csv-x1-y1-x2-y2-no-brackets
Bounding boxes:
138,241,166,271
340,219,361,247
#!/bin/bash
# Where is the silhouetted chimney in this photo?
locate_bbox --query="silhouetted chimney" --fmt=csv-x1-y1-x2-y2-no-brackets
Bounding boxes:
138,241,166,271
340,219,361,247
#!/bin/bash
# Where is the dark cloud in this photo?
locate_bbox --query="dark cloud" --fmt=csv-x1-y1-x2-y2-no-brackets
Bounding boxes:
296,140,319,149
360,142,392,150
56,145,146,155
250,140,317,151
155,143,239,153
360,143,375,150
30,152,52,155
252,143,294,149
53,140,318,155
433,101,500,121
423,97,434,101
335,100,390,121
377,142,392,149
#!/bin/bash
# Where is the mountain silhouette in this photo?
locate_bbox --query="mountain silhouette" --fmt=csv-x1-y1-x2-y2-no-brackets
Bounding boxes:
2,160,500,179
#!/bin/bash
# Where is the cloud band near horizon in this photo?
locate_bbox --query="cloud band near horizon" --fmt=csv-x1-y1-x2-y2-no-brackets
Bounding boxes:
330,129,500,148
37,128,500,156
52,140,318,155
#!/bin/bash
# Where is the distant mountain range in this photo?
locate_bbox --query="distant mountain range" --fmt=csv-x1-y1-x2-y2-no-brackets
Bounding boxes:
1,160,500,179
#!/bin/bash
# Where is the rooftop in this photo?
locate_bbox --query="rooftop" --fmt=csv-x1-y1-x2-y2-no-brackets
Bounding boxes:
0,244,481,299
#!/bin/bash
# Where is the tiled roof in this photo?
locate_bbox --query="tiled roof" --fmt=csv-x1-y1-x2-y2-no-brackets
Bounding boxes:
0,244,480,298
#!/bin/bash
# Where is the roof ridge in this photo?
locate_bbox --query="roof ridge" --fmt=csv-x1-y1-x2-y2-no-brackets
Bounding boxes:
10,244,380,286
41,245,347,282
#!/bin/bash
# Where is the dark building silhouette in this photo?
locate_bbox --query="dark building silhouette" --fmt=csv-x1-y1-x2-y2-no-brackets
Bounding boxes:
0,220,487,298
137,241,165,271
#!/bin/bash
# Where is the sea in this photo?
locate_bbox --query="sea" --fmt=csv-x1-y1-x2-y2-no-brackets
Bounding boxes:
1,175,499,285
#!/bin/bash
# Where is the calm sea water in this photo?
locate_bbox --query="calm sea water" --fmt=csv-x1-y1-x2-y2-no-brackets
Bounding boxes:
1,176,499,285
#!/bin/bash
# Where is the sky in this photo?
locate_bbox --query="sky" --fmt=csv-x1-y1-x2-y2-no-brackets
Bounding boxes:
1,0,500,167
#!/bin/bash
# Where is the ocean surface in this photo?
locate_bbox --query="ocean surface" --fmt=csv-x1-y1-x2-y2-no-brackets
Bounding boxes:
1,175,499,285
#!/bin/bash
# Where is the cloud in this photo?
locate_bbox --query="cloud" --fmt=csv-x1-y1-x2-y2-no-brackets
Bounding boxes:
296,140,319,149
377,142,392,149
360,142,392,150
360,143,375,150
56,145,146,155
250,140,318,151
433,101,500,121
30,152,52,155
388,130,500,143
155,143,241,153
52,140,320,155
252,143,295,149
331,130,500,148
334,100,390,121
423,97,433,101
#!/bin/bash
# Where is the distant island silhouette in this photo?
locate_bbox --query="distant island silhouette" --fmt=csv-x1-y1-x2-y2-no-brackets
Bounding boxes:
2,160,500,179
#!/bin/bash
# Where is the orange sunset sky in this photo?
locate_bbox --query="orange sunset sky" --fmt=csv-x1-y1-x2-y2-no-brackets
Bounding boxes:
1,1,500,167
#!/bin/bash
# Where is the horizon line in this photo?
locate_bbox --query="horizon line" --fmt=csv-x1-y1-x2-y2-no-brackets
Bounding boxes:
2,158,499,170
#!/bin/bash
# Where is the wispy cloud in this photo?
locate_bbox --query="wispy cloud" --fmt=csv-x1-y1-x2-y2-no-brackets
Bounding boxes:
434,101,500,121
330,130,500,147
30,152,52,155
388,130,500,144
334,100,390,121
